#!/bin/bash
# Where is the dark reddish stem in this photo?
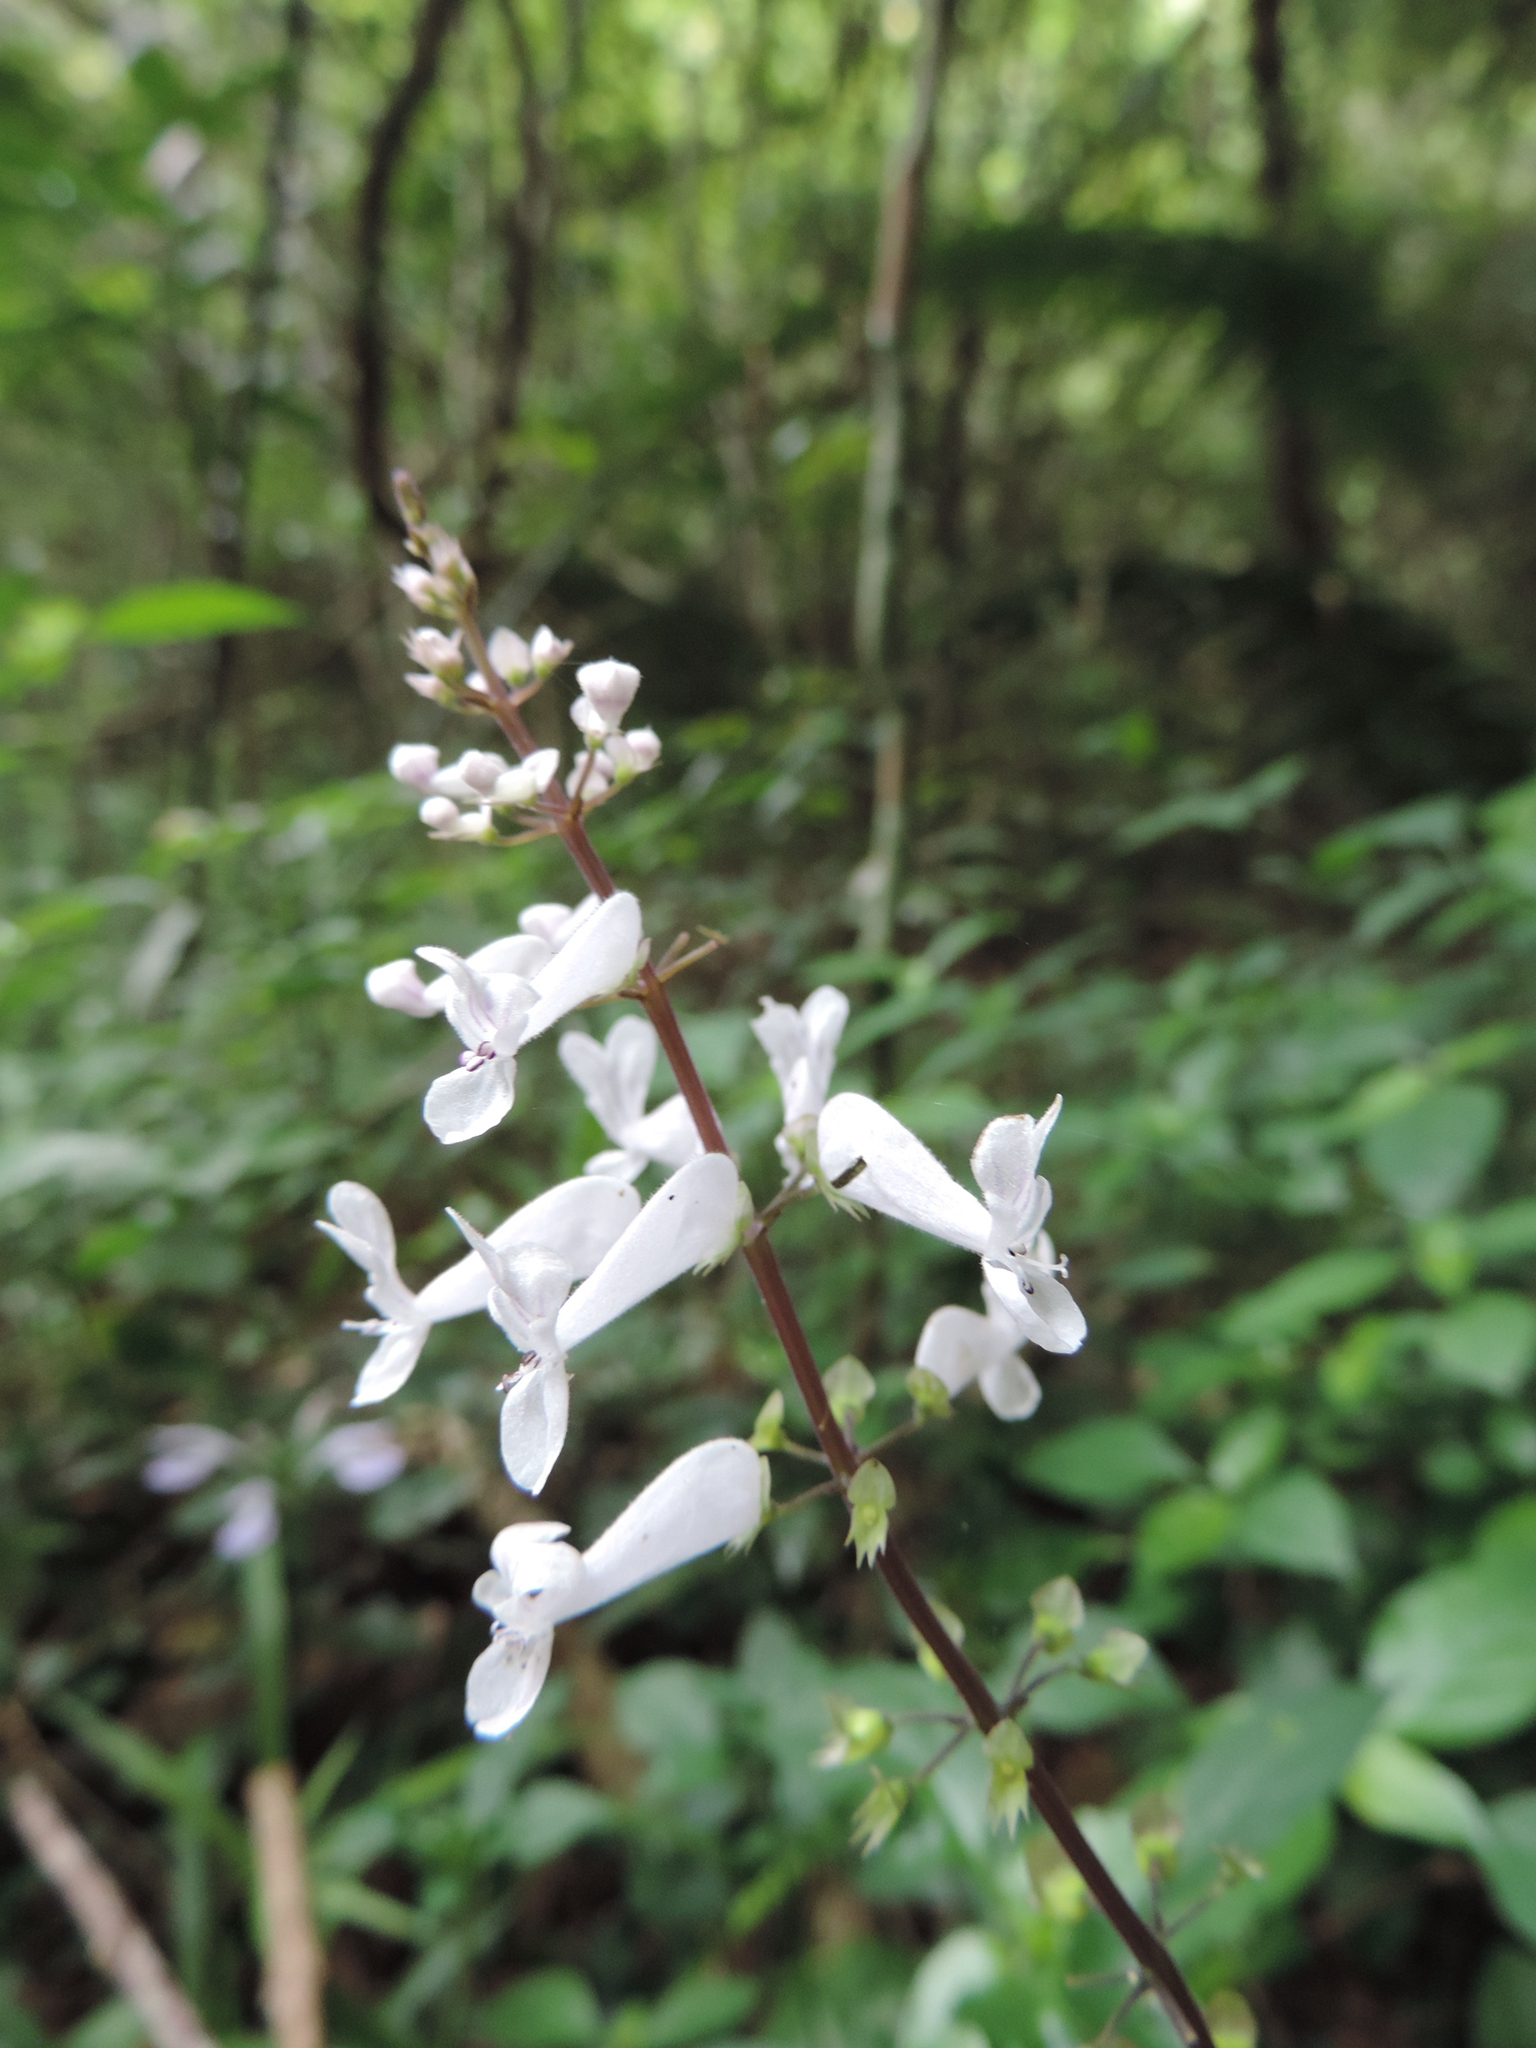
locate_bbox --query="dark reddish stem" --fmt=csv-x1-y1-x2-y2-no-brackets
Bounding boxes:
445,583,1213,2048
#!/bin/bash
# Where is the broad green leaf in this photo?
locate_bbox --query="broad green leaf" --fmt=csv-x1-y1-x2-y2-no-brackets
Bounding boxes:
0,597,89,695
1360,1083,1505,1220
311,1876,424,1943
647,1970,759,2048
505,1780,614,1868
1222,1249,1400,1346
1341,1731,1488,1848
1426,1291,1536,1394
1365,1509,1536,1747
1180,1681,1379,1856
1469,1199,1536,1270
1208,1405,1287,1493
476,1968,603,2048
93,579,300,645
1136,1486,1234,1575
1227,1469,1357,1580
1477,1792,1536,1948
1021,1416,1194,1511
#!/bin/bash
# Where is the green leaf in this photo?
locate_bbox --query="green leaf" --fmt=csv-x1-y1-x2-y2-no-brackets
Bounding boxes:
1365,1512,1536,1747
1341,1731,1488,1849
311,1876,423,1943
1222,1249,1400,1346
1135,1485,1235,1575
1208,1405,1288,1493
647,1970,758,2048
1227,1469,1358,1580
505,1780,614,1868
92,579,301,645
1021,1416,1194,1511
1426,1291,1536,1394
1477,1791,1536,1948
62,2000,148,2048
1360,1083,1506,1220
1180,1680,1380,1856
476,1968,604,2048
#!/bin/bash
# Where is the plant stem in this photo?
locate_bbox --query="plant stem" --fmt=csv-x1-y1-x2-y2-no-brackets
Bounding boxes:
240,1540,289,1768
448,583,1215,2048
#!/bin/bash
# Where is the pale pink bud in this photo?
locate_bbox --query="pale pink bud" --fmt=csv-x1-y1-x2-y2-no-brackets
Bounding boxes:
405,671,453,704
419,795,463,834
365,958,439,1017
389,743,442,792
572,658,640,734
404,627,465,681
604,727,660,783
532,626,574,673
392,563,452,616
487,627,531,681
450,750,510,798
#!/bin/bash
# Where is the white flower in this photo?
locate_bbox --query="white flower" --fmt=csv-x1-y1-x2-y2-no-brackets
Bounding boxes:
558,1016,702,1182
418,892,643,1144
816,1093,1085,1355
518,896,599,950
405,671,453,705
487,627,532,681
144,1424,240,1493
490,751,560,808
319,1174,641,1405
531,625,573,672
915,1272,1044,1420
753,985,850,1129
430,749,509,801
403,628,465,683
388,743,442,792
465,1438,761,1738
566,751,613,802
601,728,661,784
365,930,553,1020
214,1478,279,1559
569,658,640,739
392,563,456,617
452,1152,742,1492
418,795,471,836
307,1422,407,1492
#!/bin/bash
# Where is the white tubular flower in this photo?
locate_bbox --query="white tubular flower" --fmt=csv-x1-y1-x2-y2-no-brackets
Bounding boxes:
569,658,641,740
915,1272,1044,1421
465,1438,761,1738
817,1093,1086,1356
754,985,850,1131
392,563,456,617
405,671,453,705
404,627,465,683
320,1176,641,1406
144,1424,240,1493
558,1016,702,1182
431,749,513,802
388,743,442,792
417,892,643,1144
214,1477,279,1560
492,750,560,807
365,931,555,1021
308,1422,407,1492
532,625,573,673
454,1153,742,1493
419,795,468,836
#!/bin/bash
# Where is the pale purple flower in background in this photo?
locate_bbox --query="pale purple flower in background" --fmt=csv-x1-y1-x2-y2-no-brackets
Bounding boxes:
465,1438,762,1738
307,1422,407,1492
213,1478,280,1560
143,1424,239,1493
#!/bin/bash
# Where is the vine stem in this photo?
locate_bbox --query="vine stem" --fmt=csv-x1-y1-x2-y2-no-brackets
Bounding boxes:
447,590,1213,2048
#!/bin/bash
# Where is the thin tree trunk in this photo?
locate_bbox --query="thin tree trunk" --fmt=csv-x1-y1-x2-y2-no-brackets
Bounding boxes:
851,0,959,954
246,1763,325,2048
353,0,470,534
1247,0,1330,566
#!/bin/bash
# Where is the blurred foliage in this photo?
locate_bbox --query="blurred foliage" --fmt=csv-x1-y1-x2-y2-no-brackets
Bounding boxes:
6,0,1536,2042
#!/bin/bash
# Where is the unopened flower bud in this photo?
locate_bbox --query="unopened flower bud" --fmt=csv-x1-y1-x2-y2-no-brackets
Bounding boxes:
404,627,465,681
365,958,438,1017
1084,1625,1148,1688
425,528,475,599
419,795,463,835
815,1695,892,1768
392,469,427,530
404,670,453,704
824,1354,875,1428
487,626,531,681
452,806,497,843
392,563,455,618
604,727,662,784
850,1772,909,1856
531,625,573,673
905,1364,952,1421
492,749,560,808
750,1388,786,1451
388,743,441,792
911,1598,965,1683
449,749,509,799
567,751,613,802
570,658,641,737
983,1718,1034,1836
845,1458,894,1565
1030,1575,1084,1653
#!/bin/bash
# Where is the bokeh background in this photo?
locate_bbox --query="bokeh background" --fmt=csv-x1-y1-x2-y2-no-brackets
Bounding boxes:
6,0,1536,2041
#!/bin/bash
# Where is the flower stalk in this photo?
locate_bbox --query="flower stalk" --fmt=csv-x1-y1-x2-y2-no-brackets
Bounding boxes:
387,474,1216,2048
